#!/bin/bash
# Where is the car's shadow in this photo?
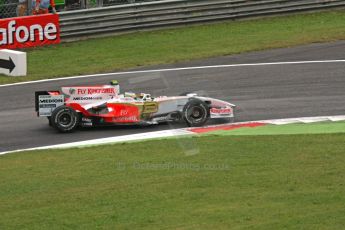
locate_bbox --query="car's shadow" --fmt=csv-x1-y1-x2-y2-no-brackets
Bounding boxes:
77,118,232,133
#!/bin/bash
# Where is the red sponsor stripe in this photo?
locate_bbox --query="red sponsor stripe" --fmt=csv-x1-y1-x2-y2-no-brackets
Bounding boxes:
189,122,266,134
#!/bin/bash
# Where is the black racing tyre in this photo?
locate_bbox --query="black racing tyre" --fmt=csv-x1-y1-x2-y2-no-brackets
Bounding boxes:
183,99,210,127
47,116,52,126
51,106,79,133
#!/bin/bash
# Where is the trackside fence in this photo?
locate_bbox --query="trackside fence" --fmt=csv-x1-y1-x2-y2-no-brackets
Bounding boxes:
2,0,344,40
58,0,345,41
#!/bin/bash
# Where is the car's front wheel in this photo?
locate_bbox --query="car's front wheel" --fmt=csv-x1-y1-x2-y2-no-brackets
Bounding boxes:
51,106,79,133
183,99,210,127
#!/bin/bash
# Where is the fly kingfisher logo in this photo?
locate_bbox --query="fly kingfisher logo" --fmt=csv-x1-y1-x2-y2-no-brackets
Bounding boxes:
61,86,118,103
75,87,116,95
69,88,76,95
0,14,60,49
87,88,116,95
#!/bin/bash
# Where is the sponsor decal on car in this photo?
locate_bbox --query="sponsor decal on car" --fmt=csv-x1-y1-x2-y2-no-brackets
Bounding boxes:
211,107,232,114
81,117,93,126
112,116,139,122
71,96,103,101
69,88,76,95
39,98,64,104
143,102,158,113
38,95,64,116
64,86,118,95
106,104,140,123
83,88,116,95
39,104,57,108
62,85,119,103
68,88,117,95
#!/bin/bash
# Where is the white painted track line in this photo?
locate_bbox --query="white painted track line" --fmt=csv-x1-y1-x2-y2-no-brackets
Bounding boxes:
0,129,194,155
1,60,345,88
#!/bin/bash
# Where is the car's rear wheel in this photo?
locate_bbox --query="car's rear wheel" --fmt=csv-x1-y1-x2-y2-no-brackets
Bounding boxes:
51,106,79,133
183,99,210,127
47,116,52,126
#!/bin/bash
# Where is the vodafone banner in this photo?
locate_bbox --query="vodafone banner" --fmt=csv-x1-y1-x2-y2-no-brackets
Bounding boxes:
0,14,60,49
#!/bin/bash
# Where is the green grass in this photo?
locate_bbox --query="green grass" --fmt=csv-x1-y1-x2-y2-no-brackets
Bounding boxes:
207,122,345,136
1,10,345,85
1,134,345,229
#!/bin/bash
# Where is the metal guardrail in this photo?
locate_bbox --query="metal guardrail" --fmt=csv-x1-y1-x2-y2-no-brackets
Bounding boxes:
0,0,161,18
59,0,345,40
2,0,344,38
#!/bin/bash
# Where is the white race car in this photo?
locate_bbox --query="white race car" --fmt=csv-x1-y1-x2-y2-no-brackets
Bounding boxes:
35,81,236,132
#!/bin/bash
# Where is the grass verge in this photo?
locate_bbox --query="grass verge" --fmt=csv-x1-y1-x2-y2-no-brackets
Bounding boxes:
205,121,345,136
1,133,345,229
1,10,345,85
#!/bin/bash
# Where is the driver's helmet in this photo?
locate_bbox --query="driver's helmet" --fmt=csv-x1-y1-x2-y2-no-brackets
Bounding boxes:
110,80,120,94
139,93,152,101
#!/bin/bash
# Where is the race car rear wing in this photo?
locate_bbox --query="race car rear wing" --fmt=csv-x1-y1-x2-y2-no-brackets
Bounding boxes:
35,81,120,116
35,91,64,116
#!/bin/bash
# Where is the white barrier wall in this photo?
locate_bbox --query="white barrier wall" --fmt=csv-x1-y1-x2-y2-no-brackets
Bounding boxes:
0,49,27,76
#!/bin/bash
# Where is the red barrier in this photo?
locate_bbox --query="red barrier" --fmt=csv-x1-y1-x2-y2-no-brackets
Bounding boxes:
0,14,60,49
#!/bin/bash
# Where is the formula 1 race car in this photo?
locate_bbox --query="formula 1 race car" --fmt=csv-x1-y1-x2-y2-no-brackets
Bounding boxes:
35,81,236,132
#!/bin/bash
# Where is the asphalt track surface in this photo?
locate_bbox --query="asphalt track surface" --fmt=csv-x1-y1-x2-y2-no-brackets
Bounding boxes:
0,41,344,152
